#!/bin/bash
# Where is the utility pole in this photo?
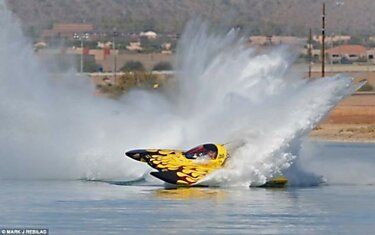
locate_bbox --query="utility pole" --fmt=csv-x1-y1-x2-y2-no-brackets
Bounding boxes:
80,38,84,73
113,28,118,85
73,32,88,73
308,28,312,78
321,2,326,77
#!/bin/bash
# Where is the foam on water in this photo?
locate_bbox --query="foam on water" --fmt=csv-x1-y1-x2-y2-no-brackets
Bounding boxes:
0,3,361,186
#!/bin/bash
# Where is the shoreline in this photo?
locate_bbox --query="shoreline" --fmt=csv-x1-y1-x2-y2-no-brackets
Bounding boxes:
310,123,375,144
309,136,375,144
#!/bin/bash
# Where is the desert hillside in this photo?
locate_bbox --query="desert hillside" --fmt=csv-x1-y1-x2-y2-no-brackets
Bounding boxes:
6,0,375,37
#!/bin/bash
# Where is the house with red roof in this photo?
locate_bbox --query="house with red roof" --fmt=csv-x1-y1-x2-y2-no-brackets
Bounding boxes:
326,45,368,64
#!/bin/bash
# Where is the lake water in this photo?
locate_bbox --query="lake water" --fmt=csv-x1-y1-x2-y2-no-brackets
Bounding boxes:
1,142,374,235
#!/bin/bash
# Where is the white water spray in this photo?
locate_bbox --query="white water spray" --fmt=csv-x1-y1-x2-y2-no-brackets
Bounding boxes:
174,22,360,186
0,3,360,186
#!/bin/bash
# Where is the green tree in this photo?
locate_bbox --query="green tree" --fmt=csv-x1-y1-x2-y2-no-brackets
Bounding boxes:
83,60,100,72
153,62,172,71
120,61,145,72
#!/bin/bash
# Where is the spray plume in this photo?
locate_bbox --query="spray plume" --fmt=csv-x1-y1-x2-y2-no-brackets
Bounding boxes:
0,4,359,186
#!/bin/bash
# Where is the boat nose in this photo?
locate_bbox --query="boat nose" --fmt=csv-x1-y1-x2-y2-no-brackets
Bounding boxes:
125,149,148,161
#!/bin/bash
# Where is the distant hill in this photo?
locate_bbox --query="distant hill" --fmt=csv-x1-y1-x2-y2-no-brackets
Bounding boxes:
5,0,375,38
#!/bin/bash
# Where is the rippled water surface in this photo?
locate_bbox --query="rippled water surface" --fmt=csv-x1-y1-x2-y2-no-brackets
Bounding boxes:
1,143,374,235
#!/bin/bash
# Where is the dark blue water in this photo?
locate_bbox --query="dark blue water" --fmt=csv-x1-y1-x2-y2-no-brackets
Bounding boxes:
0,142,374,235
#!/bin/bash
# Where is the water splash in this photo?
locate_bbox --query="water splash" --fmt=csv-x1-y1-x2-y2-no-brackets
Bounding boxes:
0,4,359,186
0,2,149,180
174,21,358,186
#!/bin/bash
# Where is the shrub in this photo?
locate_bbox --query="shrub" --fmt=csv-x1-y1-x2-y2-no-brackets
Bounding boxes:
120,60,145,72
117,71,158,90
83,60,101,72
153,61,172,71
97,71,164,98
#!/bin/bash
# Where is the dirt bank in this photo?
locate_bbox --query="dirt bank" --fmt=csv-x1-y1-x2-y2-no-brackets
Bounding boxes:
310,123,375,143
310,91,375,143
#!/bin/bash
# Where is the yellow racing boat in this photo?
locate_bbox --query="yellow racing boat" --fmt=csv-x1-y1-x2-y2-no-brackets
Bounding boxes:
125,143,287,187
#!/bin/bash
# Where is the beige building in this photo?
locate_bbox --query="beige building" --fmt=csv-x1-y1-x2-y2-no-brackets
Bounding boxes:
314,35,351,44
326,45,367,63
140,31,158,39
248,36,305,46
126,42,143,52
